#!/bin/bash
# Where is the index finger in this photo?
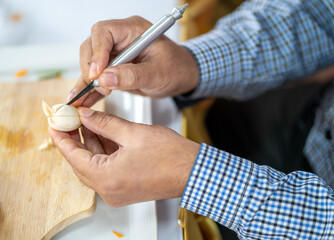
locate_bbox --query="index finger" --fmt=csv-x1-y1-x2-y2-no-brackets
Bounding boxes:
79,37,93,81
91,21,113,77
48,127,93,175
67,75,109,107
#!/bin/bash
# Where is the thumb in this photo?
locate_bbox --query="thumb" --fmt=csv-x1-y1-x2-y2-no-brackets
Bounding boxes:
78,107,131,144
98,62,153,91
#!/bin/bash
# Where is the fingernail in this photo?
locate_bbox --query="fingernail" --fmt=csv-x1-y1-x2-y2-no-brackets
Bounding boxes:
89,62,97,79
79,107,95,117
66,90,76,102
100,72,118,88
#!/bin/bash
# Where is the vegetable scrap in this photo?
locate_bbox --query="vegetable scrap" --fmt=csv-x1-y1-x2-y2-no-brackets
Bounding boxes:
14,69,28,78
35,69,63,80
10,13,23,22
38,137,54,151
112,230,124,238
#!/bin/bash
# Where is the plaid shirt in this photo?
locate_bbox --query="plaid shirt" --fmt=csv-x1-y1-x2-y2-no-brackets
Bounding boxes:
180,0,334,239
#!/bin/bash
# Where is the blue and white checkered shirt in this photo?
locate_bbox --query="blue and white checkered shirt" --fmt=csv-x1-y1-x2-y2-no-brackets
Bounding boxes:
180,0,334,239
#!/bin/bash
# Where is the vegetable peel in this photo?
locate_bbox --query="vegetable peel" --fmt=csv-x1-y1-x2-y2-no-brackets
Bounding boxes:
14,69,28,78
112,231,124,238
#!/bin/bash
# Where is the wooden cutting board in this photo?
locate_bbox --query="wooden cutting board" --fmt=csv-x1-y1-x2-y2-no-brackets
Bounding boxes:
0,79,103,239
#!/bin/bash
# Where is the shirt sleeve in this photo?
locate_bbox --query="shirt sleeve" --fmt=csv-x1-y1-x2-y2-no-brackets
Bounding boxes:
180,143,334,239
181,0,334,100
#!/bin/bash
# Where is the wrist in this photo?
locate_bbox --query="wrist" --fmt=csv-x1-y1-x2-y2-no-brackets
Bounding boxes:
176,46,199,96
175,139,201,197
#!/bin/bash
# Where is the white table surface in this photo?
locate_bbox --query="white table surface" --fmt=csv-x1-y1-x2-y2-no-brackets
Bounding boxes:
0,0,184,236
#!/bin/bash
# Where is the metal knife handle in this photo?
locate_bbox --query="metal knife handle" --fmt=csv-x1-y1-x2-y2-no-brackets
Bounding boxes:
91,3,188,87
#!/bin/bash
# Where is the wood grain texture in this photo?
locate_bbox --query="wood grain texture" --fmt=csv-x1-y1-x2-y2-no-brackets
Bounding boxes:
0,79,103,240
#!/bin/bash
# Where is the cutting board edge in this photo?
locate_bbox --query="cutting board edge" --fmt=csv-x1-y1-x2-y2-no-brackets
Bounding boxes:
42,193,97,240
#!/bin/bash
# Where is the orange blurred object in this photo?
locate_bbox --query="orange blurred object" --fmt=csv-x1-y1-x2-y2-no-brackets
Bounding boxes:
10,13,23,22
112,230,124,238
14,69,28,78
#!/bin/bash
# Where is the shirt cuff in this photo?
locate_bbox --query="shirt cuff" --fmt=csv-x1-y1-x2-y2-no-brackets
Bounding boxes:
179,40,218,99
180,142,258,230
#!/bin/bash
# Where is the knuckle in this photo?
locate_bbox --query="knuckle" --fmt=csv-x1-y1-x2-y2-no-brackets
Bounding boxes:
79,75,90,85
99,179,122,196
99,195,115,207
129,15,142,22
92,20,112,34
80,37,90,48
128,15,146,24
79,42,86,52
152,124,166,132
126,16,151,35
107,178,123,193
104,200,114,207
97,113,114,130
127,67,139,88
133,16,151,32
105,198,124,208
91,21,103,32
94,48,110,58
111,201,125,208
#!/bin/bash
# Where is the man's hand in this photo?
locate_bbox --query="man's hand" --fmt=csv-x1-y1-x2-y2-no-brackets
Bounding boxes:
49,108,200,206
68,16,199,107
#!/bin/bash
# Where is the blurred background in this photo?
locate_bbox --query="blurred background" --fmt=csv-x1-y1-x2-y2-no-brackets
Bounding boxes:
0,0,178,45
0,0,179,82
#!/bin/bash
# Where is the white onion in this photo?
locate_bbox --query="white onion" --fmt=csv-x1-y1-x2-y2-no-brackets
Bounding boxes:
42,101,81,132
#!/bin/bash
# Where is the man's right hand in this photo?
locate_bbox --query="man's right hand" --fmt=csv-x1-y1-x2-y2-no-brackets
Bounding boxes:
68,16,199,107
